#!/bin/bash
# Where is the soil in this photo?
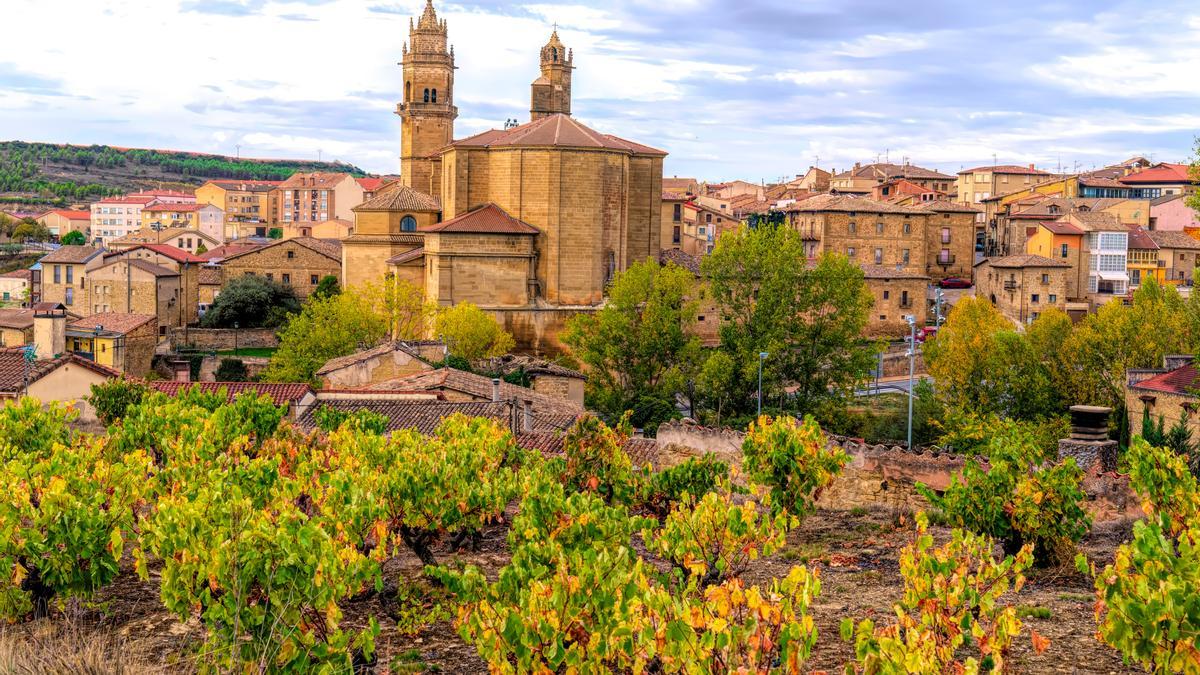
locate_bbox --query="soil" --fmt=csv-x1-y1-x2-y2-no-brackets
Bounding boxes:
1,508,1141,674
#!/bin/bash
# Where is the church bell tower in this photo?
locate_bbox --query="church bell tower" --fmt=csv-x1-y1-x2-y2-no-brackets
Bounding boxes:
530,30,573,121
397,0,456,201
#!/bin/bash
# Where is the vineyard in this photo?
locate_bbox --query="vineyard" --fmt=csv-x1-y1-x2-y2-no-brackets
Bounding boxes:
0,141,367,205
0,385,1196,673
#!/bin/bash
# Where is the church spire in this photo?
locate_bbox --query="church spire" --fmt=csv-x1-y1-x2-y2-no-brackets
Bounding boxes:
530,28,574,120
417,0,441,30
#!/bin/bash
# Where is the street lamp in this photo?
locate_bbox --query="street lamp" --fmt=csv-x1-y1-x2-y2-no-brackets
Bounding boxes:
233,321,239,357
934,288,946,327
904,315,916,450
757,351,769,416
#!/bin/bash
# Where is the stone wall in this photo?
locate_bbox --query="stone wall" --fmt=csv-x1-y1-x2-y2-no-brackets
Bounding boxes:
169,327,279,351
653,420,1142,522
198,355,271,382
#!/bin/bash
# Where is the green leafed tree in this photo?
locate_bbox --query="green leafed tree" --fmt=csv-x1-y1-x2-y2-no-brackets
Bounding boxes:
59,230,86,245
435,301,515,361
200,274,300,329
312,274,341,300
261,289,388,385
702,224,877,420
563,259,700,429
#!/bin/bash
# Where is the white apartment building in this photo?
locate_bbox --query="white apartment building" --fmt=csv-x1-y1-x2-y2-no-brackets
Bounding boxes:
90,195,155,247
1087,230,1129,296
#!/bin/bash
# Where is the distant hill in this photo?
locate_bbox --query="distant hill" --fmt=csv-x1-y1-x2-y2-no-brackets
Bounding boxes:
0,141,369,209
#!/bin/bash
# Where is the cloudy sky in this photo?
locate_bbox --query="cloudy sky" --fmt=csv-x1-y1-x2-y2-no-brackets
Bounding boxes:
3,0,1199,181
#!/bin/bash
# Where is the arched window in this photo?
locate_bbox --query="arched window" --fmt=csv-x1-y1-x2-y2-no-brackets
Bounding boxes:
405,80,412,101
552,47,558,62
423,88,430,103
401,216,417,232
431,88,437,103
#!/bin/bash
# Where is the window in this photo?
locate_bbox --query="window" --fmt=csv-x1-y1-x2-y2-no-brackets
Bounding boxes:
311,275,319,285
848,221,856,234
874,248,883,264
53,265,61,284
431,89,437,103
673,203,681,222
1049,294,1057,303
66,266,73,284
423,88,430,102
883,290,890,299
1060,243,1069,258
266,273,273,281
902,249,910,264
941,227,951,244
901,290,910,306
552,47,558,62
939,248,951,264
672,226,680,244
287,250,295,259
706,213,712,223
1031,294,1040,303
1041,273,1049,284
847,247,856,258
65,287,73,305
282,273,291,285
903,222,911,234
876,222,884,234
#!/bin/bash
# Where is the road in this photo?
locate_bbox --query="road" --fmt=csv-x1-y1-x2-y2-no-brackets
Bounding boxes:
855,374,932,397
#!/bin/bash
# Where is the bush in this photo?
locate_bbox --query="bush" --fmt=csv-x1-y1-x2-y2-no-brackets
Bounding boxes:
560,414,636,505
59,230,86,245
741,415,848,517
921,424,1090,566
638,454,729,518
200,274,300,329
312,405,388,435
435,302,515,360
88,379,150,426
213,357,248,382
312,274,340,300
843,514,1040,673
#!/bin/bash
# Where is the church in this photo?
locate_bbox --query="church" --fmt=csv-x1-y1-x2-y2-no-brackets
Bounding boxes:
342,0,666,351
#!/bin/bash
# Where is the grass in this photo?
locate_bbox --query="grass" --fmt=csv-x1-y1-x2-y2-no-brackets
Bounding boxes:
1058,592,1093,603
216,347,276,358
0,627,136,674
1015,605,1053,619
781,542,827,564
391,648,441,673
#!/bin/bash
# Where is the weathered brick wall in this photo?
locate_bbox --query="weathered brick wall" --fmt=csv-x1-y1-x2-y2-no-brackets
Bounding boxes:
925,211,975,281
88,263,183,331
221,242,340,299
865,277,928,337
812,211,930,272
977,262,1070,325
170,327,279,351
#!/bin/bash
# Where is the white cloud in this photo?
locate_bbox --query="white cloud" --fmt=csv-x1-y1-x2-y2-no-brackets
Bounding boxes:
834,34,929,58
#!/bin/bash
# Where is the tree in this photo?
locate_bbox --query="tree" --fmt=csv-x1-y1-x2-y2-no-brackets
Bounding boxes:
435,302,515,361
260,289,388,385
1188,136,1200,216
357,275,436,341
563,259,700,428
702,225,876,419
59,230,86,245
11,220,50,242
199,275,300,328
312,274,341,300
194,241,207,255
923,296,1011,410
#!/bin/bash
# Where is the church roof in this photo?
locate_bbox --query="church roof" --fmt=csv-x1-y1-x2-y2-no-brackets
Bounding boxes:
419,203,539,235
353,182,441,212
449,114,666,156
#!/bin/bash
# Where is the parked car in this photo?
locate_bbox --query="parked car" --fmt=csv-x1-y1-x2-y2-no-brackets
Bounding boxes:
938,277,971,289
917,326,939,343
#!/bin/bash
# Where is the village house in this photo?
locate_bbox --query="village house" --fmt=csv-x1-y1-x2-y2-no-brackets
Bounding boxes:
1125,227,1160,290
787,167,831,192
140,203,225,244
35,209,91,239
89,195,156,247
956,165,1051,209
662,177,701,197
0,345,119,420
913,201,979,281
1127,356,1200,440
85,258,182,333
195,179,281,239
660,193,689,251
109,227,221,255
316,340,448,389
861,265,929,337
0,269,30,305
1026,220,1085,298
788,194,928,272
1145,230,1200,285
1119,163,1197,198
37,245,104,311
219,236,342,299
366,366,584,425
831,162,956,195
66,312,158,376
105,244,205,326
975,254,1071,325
0,308,34,347
1149,194,1200,232
277,172,365,225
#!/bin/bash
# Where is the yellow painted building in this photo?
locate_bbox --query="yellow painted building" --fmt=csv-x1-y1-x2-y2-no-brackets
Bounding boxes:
196,180,280,239
65,313,158,376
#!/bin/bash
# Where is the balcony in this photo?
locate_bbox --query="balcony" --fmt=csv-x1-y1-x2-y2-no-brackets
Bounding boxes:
1003,280,1018,291
937,254,956,266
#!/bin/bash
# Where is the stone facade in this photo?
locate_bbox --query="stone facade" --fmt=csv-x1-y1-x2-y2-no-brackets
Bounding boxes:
863,271,929,337
86,261,182,333
220,238,341,299
424,231,535,306
169,326,280,351
397,0,457,203
530,31,573,119
919,204,978,281
975,255,1070,325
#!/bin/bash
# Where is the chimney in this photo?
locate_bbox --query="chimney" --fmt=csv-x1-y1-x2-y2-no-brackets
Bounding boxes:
32,305,66,359
522,399,533,432
1058,405,1118,473
491,378,501,402
169,359,191,382
854,162,861,171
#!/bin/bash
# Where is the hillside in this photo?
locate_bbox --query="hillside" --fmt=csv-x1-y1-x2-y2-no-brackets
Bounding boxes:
0,141,369,209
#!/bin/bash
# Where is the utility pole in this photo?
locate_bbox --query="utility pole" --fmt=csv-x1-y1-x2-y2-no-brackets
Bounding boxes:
905,315,916,450
757,351,769,416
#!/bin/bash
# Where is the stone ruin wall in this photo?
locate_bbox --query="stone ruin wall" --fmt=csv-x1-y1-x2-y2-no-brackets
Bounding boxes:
654,420,1144,523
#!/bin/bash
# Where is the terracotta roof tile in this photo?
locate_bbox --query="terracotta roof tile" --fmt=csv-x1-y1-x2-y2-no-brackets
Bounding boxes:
1130,364,1199,395
372,367,584,419
793,194,922,215
1126,226,1159,250
220,236,341,264
0,309,34,330
0,269,31,280
450,113,666,156
46,209,91,220
119,243,208,263
148,381,314,405
1146,230,1200,250
1038,220,1084,235
1120,163,1192,185
40,245,102,264
659,247,701,275
101,258,179,278
198,242,264,261
915,201,981,214
296,399,573,435
69,313,156,335
419,203,538,235
315,341,439,376
353,183,440,212
386,248,425,265
979,254,1071,268
0,349,119,393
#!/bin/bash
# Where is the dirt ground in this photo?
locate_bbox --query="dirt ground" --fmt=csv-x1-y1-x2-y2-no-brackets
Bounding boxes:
0,508,1141,674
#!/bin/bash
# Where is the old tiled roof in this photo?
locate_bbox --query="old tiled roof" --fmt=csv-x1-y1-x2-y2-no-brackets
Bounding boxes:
859,265,930,280
915,201,981,214
69,313,156,335
958,164,1049,176
372,367,584,419
1126,226,1159,250
355,177,390,193
120,243,208,263
981,254,1071,268
198,266,223,285
419,203,539,235
450,113,667,156
386,248,425,265
295,399,574,435
0,269,31,280
148,381,314,405
41,245,102,264
1077,175,1128,189
0,349,119,393
1120,164,1192,185
835,162,955,181
662,192,689,201
220,236,342,264
46,209,91,220
352,182,440,212
199,242,264,261
1069,211,1128,232
315,341,440,377
206,180,281,192
1130,364,1199,395
102,258,179,278
659,247,702,275
0,309,34,330
278,172,353,189
1146,230,1200,250
793,194,921,215
1038,220,1084,235
516,430,661,466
